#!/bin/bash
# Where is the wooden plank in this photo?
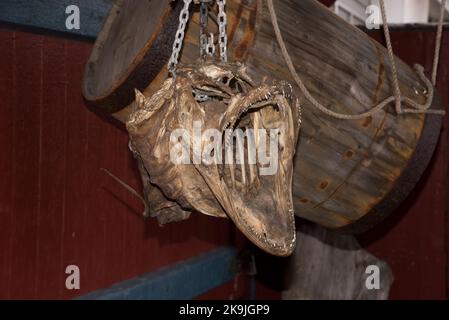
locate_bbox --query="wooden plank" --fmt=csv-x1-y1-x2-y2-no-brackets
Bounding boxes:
102,116,126,289
114,128,142,283
119,148,146,282
8,31,43,299
0,28,248,299
359,27,449,299
283,225,393,300
247,0,435,230
82,99,109,291
443,31,449,303
34,36,67,299
0,29,15,300
61,40,94,299
0,0,113,39
78,247,238,300
136,213,233,280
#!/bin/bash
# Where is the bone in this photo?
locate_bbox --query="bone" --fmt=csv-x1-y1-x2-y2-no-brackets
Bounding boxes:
235,130,247,192
195,87,229,99
249,99,276,111
133,89,147,112
250,113,262,187
229,161,236,189
225,134,236,189
251,112,262,181
247,126,258,186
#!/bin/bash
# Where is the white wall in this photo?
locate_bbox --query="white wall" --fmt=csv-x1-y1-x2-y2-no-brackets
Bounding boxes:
384,0,430,23
334,0,373,24
335,0,434,24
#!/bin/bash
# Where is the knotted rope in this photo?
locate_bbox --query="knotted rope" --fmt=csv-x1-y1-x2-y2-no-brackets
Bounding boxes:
266,0,446,119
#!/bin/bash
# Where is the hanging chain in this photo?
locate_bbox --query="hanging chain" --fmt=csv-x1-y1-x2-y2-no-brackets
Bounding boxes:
206,33,216,56
168,0,193,74
169,0,228,74
199,0,210,58
217,0,228,62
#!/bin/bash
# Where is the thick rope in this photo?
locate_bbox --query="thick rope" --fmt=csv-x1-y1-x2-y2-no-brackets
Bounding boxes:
432,0,447,85
266,0,446,119
379,0,402,114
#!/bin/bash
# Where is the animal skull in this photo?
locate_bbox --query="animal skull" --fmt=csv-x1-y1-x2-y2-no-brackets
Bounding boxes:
127,60,301,256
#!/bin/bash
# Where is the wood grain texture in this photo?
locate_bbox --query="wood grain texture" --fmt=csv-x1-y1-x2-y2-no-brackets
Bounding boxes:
358,26,449,300
0,0,113,39
247,0,440,229
34,36,67,299
8,31,43,299
253,26,449,300
0,28,15,300
283,225,393,300
82,0,179,112
83,0,441,230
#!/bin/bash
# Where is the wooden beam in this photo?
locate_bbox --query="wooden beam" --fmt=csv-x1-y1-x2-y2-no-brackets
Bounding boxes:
77,247,238,300
0,0,112,39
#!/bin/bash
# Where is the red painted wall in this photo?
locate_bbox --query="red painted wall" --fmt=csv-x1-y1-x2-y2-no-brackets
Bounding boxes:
0,29,246,300
358,28,449,300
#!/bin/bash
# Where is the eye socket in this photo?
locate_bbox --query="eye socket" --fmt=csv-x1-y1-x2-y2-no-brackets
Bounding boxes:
195,94,210,102
221,76,229,84
193,90,210,102
230,78,242,92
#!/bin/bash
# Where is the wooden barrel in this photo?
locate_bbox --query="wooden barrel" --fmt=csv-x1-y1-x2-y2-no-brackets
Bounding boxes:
83,0,443,233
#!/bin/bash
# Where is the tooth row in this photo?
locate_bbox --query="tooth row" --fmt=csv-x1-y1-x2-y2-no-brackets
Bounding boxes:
250,113,261,187
219,83,297,253
221,85,297,197
235,130,247,192
225,86,293,136
237,195,296,251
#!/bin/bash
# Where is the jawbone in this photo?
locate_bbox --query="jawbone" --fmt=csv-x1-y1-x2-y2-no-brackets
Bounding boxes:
126,60,301,256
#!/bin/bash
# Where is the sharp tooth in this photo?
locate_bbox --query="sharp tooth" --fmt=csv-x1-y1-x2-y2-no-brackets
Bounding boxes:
229,161,236,189
253,113,261,147
236,130,247,192
225,133,236,189
247,126,257,187
250,112,261,188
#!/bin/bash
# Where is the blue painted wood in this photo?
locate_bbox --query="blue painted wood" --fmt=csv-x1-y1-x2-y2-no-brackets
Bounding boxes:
0,0,112,38
78,247,239,300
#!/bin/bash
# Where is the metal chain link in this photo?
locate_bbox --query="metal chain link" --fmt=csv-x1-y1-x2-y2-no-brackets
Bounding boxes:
199,0,209,58
217,0,228,62
206,33,216,56
168,0,193,74
169,0,228,74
